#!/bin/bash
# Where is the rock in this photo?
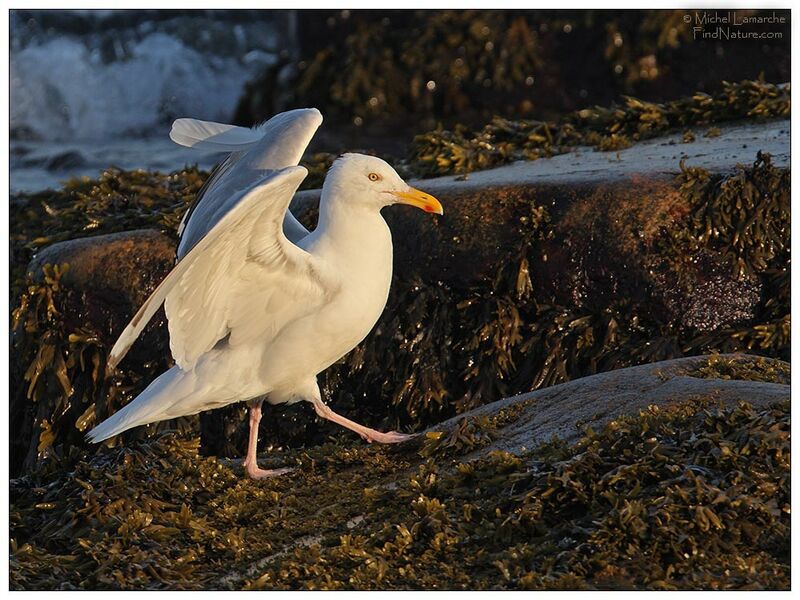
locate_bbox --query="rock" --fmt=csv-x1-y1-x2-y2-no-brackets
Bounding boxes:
290,119,787,328
28,229,176,314
12,229,178,475
19,149,87,170
675,255,762,331
428,354,789,460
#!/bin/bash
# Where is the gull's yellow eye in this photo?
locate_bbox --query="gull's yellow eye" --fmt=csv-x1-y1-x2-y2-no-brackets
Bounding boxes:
368,172,381,182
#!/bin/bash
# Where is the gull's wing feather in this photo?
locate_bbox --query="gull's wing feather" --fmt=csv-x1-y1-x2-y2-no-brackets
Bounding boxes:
108,166,327,372
176,152,241,238
176,108,322,258
170,118,262,151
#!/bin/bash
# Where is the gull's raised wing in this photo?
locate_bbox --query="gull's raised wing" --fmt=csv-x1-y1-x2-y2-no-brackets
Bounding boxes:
170,118,264,151
176,108,322,256
108,166,332,372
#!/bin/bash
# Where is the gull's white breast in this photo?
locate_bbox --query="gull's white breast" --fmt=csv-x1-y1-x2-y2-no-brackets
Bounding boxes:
256,211,394,397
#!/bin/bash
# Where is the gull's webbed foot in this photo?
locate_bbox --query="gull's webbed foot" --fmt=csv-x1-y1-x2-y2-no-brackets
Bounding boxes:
244,463,294,480
244,399,293,480
361,430,417,444
312,398,417,445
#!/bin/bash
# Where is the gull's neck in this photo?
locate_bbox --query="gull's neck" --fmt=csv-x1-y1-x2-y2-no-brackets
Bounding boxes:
307,188,392,261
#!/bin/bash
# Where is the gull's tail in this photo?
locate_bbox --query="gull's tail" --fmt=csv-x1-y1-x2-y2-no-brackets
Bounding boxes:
87,367,187,443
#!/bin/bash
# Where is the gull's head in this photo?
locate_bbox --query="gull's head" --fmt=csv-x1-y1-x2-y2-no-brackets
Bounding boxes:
323,153,443,215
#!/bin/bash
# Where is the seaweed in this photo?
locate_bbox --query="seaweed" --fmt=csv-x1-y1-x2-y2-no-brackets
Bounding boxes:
688,354,790,385
300,152,338,190
411,79,790,176
239,10,545,125
672,151,791,279
9,261,197,475
419,396,532,459
10,398,790,589
236,11,789,130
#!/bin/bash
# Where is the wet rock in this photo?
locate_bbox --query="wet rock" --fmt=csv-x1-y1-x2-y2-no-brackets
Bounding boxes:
12,229,178,475
658,251,763,331
28,228,176,314
47,150,87,170
428,354,790,461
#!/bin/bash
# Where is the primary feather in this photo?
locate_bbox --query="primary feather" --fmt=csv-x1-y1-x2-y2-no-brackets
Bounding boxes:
170,118,263,151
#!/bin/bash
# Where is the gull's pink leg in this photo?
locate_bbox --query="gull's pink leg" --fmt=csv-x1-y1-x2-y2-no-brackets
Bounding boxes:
312,398,416,444
243,399,293,480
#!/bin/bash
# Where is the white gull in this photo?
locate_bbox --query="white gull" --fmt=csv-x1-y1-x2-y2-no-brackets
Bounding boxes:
87,108,443,479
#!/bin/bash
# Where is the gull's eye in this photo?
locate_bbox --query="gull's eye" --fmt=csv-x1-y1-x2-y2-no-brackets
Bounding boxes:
368,172,381,182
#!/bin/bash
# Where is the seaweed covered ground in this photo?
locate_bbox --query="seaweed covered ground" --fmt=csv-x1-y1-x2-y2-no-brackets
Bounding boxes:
8,77,791,589
409,79,789,176
10,354,790,589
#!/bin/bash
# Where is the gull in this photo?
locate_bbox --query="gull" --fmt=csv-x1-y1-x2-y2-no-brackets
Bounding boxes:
87,108,443,479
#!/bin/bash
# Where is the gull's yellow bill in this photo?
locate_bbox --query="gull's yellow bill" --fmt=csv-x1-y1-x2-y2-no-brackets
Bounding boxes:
391,187,443,215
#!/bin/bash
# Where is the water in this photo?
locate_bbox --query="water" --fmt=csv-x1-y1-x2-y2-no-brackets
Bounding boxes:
10,9,293,193
11,136,228,194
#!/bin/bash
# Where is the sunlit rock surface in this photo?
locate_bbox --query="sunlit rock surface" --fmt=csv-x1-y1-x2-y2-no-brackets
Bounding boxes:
428,354,789,460
28,229,175,310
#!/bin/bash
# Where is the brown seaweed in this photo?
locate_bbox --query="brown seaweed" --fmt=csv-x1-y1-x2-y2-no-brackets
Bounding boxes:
9,398,790,590
411,79,790,176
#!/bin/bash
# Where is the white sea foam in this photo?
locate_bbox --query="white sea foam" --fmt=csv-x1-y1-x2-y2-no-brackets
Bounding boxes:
10,32,274,142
